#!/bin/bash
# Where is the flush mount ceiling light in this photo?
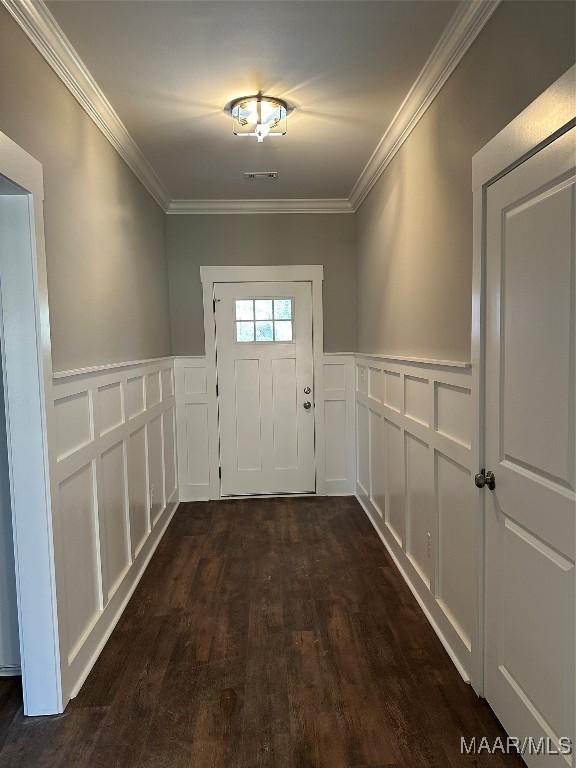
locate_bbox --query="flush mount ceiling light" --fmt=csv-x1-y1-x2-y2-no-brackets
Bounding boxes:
230,94,290,143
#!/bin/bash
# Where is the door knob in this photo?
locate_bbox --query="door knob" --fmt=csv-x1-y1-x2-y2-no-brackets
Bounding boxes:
304,386,311,395
303,401,312,410
474,468,496,490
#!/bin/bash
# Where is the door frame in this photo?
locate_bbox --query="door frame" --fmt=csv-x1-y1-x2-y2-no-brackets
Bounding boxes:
470,64,575,698
0,131,63,714
200,265,325,499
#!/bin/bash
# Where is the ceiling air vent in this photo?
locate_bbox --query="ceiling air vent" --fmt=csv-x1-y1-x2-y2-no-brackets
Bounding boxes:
243,171,278,181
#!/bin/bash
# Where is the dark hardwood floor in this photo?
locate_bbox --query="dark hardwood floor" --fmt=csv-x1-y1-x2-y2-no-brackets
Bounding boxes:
0,497,523,767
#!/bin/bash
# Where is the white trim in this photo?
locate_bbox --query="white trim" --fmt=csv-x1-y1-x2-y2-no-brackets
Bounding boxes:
321,354,356,495
53,356,175,381
174,356,214,502
349,0,500,210
355,352,471,370
200,265,325,498
200,265,324,285
0,0,170,211
0,665,21,677
167,199,354,215
3,0,499,215
472,65,576,188
470,64,575,697
0,131,63,714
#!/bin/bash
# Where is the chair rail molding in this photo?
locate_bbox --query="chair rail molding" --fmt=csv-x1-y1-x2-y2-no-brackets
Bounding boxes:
3,0,500,214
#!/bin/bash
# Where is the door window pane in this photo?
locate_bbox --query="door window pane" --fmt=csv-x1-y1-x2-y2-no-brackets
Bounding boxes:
254,299,273,320
236,321,255,342
273,299,292,320
235,300,254,320
234,296,294,342
274,320,293,341
255,321,274,341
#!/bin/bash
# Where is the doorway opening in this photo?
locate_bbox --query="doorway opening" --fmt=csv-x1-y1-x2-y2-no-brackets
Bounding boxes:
0,132,62,715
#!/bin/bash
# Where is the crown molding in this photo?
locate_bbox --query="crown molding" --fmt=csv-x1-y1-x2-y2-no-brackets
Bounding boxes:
349,0,501,210
3,0,499,215
167,198,354,215
0,0,170,210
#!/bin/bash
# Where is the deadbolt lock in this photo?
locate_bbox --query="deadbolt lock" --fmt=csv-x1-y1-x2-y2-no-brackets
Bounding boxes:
304,386,311,395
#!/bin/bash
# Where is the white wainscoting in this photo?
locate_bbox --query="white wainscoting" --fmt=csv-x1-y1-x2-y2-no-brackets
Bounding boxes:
174,357,219,501
321,354,356,495
52,358,178,701
175,354,356,499
354,355,475,680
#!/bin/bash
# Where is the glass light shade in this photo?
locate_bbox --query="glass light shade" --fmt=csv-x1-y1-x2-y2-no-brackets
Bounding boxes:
231,95,288,142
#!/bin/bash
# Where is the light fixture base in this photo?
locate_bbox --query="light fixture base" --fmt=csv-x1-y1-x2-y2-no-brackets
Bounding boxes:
230,94,291,142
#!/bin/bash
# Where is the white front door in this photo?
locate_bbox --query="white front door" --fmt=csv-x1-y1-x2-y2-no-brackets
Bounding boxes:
484,127,575,765
214,281,315,495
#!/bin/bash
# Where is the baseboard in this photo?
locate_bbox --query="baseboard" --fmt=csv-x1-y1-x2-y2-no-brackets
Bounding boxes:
179,487,211,502
179,491,355,502
324,479,355,495
68,498,179,700
0,665,21,677
355,492,470,684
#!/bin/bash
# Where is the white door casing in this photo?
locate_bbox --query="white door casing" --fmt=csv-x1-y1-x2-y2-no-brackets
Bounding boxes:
215,281,315,495
484,127,575,765
0,132,63,714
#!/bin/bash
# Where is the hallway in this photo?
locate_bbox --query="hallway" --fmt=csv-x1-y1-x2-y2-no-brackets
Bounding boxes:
0,497,521,768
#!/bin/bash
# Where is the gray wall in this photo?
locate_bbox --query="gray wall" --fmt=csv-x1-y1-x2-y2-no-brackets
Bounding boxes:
166,214,357,355
2,2,573,367
356,0,575,362
0,7,171,372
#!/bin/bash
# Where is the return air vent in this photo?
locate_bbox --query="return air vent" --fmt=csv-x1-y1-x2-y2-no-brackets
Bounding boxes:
243,171,279,181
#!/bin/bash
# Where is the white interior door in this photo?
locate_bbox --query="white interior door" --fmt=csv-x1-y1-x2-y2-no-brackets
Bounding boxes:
215,281,315,495
484,127,575,766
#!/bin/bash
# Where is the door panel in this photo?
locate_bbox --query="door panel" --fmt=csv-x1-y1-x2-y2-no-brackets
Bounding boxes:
271,357,298,470
234,358,262,471
485,128,575,766
215,281,315,495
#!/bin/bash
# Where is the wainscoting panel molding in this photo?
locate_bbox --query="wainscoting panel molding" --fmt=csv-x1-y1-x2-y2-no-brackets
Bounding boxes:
354,355,475,680
321,354,356,495
175,354,356,499
174,357,219,501
52,359,178,701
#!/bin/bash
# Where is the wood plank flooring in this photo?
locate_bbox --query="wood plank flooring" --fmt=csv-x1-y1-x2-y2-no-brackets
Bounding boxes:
0,497,523,767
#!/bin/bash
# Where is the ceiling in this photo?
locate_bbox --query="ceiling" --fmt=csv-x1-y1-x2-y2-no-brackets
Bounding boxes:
46,0,459,202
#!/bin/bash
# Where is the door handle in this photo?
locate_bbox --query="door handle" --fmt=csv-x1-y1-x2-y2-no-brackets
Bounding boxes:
303,401,312,410
474,468,496,490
